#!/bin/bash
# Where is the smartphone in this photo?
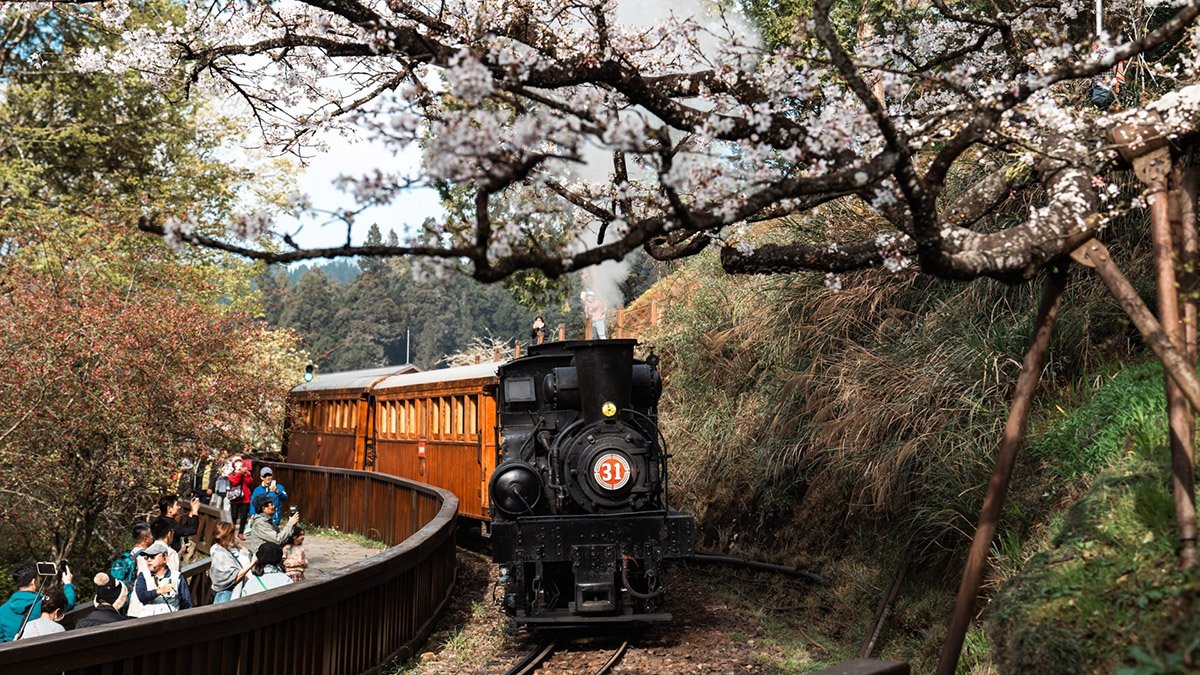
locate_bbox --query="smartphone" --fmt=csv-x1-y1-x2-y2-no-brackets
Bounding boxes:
36,561,56,576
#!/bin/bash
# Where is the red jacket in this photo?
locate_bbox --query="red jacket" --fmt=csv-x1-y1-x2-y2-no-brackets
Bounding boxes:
227,469,254,503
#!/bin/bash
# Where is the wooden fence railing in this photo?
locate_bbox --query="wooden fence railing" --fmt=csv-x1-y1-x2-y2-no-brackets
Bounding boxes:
0,463,458,675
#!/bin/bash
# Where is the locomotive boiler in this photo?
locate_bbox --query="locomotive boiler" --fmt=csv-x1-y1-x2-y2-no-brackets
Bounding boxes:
488,339,694,625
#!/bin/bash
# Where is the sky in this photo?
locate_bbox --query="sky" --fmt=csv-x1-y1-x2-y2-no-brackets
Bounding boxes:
281,127,443,250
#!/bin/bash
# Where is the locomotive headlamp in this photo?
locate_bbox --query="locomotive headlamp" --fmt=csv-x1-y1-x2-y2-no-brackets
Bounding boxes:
601,401,617,417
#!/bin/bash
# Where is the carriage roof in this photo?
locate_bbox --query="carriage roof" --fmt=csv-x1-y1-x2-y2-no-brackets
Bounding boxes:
290,364,420,393
372,362,498,391
289,362,498,396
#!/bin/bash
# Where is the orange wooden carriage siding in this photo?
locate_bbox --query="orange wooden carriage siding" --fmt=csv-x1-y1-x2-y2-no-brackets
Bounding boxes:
285,363,501,520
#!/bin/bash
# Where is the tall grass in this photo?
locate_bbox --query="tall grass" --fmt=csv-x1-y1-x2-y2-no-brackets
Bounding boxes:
655,235,1147,568
646,159,1166,669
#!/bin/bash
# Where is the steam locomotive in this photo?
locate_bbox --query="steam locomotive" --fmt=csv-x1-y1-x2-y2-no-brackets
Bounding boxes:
488,340,695,625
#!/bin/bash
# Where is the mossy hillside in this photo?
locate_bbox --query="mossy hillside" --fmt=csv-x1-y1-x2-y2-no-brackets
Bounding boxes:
990,362,1200,674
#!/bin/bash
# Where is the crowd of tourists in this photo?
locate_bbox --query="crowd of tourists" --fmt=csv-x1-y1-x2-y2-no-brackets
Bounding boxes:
0,457,310,643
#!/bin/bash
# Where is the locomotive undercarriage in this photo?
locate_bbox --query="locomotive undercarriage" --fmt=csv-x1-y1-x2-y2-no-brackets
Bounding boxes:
493,510,694,625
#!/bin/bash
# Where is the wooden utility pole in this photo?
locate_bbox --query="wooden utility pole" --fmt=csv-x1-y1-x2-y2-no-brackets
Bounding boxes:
1114,117,1198,567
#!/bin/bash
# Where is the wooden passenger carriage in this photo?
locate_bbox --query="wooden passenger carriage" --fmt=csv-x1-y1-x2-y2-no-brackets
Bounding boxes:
284,363,501,520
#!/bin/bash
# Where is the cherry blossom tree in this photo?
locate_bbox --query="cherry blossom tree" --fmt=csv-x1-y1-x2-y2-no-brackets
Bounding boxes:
0,237,306,565
7,0,1191,285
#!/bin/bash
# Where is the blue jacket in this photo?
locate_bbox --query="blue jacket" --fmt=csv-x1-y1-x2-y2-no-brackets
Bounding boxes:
0,585,76,642
249,482,288,524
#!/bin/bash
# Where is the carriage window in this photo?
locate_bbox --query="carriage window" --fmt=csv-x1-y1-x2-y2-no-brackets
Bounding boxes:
454,396,465,436
441,397,451,436
437,397,445,436
466,396,478,437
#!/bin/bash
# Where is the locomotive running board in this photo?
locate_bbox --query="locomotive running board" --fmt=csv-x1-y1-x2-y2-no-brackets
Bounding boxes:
491,510,695,562
515,613,674,626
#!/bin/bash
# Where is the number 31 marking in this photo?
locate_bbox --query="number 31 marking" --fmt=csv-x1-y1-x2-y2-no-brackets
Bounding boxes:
593,453,631,490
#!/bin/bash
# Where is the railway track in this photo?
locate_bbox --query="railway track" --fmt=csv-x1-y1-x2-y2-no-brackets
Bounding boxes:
502,638,630,675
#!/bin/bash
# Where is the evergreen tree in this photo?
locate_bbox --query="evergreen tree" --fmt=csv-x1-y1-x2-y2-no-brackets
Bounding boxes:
359,223,389,278
329,271,401,370
279,269,340,368
255,264,289,324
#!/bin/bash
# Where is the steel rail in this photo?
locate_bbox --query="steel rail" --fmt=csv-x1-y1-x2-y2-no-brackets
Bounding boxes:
504,639,558,675
594,640,630,675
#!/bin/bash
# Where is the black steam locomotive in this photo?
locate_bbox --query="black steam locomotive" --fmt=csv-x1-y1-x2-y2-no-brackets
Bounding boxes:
488,339,695,625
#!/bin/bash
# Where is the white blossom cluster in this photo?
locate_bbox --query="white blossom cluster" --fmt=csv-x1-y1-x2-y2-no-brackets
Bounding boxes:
24,0,1200,278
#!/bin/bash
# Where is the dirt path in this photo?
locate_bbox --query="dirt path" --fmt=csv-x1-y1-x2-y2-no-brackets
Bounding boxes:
301,533,386,577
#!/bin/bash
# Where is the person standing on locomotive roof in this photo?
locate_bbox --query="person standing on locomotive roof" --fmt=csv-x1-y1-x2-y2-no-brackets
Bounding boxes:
249,466,288,526
245,492,300,556
583,291,607,339
227,458,254,538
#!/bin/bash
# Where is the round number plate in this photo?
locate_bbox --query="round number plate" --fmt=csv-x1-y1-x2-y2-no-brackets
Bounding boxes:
592,453,632,490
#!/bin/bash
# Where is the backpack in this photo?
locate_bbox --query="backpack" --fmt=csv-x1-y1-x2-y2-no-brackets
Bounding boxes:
217,475,239,502
109,552,136,585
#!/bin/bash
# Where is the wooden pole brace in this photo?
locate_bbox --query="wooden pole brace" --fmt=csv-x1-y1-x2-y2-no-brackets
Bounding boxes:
936,268,1068,675
1072,241,1200,414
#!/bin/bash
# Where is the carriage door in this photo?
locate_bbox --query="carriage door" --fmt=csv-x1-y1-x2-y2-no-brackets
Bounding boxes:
361,394,377,471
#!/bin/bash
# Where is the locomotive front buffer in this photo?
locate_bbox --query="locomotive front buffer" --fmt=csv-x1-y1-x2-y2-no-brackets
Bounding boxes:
493,510,695,624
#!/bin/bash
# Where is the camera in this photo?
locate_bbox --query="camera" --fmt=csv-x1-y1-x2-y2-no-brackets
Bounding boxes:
36,561,56,576
289,506,299,517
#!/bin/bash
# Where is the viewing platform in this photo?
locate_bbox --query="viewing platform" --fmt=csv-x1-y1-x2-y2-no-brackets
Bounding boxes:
0,464,457,675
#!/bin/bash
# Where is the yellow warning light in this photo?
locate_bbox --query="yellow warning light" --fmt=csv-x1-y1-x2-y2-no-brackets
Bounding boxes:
601,401,617,417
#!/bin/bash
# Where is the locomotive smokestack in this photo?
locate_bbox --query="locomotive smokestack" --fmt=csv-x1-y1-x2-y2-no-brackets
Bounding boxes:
569,339,636,423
